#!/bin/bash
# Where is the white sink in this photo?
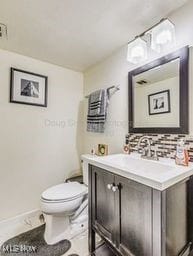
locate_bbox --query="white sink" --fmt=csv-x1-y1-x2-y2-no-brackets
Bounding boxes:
101,153,176,170
82,153,193,190
99,153,176,178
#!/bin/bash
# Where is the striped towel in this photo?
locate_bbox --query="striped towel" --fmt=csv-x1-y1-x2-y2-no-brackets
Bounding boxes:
87,89,109,133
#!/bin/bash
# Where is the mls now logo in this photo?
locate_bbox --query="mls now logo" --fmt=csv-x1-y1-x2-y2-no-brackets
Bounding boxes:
1,244,37,253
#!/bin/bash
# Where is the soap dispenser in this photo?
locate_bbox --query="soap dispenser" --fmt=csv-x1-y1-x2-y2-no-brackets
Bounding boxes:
175,139,189,166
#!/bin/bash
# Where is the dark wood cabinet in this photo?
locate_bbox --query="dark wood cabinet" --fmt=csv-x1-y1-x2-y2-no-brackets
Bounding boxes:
116,176,152,256
93,243,116,256
91,167,115,242
89,164,193,256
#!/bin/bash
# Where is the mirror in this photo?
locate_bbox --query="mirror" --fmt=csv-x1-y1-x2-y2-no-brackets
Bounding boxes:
128,46,189,134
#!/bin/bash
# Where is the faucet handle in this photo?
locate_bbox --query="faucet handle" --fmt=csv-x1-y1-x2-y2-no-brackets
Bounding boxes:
136,145,141,153
153,148,159,160
137,146,145,155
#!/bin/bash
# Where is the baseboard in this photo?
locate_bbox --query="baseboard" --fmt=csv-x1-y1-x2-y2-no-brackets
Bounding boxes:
0,209,42,245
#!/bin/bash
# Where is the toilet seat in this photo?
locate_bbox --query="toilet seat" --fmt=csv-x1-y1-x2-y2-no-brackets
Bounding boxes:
41,182,88,203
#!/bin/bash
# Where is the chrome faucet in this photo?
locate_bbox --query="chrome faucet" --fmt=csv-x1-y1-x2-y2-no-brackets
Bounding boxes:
137,136,159,161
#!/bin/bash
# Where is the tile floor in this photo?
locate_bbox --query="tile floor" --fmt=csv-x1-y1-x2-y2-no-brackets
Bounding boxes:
65,230,89,255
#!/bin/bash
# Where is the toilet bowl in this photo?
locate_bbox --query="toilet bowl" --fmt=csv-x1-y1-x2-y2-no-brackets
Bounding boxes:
41,182,88,245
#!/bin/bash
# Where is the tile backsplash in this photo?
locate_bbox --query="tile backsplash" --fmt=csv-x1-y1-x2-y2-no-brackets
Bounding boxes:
126,134,193,162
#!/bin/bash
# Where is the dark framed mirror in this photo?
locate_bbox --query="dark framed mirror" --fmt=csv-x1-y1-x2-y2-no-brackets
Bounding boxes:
128,46,189,134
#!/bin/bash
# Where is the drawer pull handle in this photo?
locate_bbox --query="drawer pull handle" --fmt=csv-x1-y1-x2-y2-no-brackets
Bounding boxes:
112,185,119,192
107,184,113,190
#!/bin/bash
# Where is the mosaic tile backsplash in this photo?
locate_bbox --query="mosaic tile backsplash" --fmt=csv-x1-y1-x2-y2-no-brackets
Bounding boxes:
126,134,193,162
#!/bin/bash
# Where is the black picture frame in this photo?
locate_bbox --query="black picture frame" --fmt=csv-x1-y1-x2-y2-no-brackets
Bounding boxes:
10,68,48,107
148,90,171,115
128,46,189,134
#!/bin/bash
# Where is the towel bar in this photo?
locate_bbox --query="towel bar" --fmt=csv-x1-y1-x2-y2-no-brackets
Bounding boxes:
85,85,120,98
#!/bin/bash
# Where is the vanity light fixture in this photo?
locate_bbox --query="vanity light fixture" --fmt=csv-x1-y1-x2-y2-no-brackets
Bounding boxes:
127,37,148,64
150,19,176,53
127,18,176,64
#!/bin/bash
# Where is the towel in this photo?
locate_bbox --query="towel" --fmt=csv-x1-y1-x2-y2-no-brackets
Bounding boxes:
88,89,103,116
87,89,109,133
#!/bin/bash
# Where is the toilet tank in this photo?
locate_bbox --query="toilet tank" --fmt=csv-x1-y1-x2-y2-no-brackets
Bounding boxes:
81,158,89,186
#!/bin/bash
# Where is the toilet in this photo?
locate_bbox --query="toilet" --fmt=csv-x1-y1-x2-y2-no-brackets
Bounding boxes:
41,161,88,245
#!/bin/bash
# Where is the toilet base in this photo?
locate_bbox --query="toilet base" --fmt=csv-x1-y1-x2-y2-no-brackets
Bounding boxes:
44,214,70,245
43,212,88,245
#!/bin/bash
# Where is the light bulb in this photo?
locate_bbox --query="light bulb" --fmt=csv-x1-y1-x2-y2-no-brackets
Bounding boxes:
131,46,145,58
151,19,175,53
127,37,147,64
155,29,172,45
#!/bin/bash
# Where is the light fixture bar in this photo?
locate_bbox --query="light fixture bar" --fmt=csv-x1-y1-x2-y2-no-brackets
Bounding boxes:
127,18,168,45
127,18,176,64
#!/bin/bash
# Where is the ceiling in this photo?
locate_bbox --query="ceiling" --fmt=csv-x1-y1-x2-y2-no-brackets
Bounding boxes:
0,0,189,71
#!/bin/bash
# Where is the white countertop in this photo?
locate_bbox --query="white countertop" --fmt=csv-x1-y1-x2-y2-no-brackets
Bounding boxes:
81,153,193,191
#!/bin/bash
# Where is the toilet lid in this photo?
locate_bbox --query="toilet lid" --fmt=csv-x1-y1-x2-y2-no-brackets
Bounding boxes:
41,182,87,202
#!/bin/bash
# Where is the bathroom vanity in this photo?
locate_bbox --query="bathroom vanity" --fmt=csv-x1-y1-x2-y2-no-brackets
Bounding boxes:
82,154,193,256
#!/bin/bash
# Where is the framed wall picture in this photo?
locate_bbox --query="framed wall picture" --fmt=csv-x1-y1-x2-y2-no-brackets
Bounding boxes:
148,90,171,115
10,68,48,107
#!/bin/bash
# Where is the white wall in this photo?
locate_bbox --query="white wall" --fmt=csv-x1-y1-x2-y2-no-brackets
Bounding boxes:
0,49,83,221
83,0,193,154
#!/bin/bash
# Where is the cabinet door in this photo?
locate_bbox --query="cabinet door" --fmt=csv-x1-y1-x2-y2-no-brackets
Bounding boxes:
91,165,115,243
115,176,152,256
